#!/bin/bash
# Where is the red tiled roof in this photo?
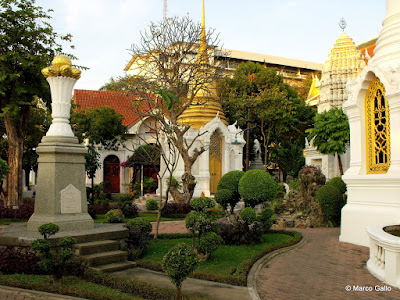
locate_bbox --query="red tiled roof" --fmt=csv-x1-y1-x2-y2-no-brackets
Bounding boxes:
74,90,140,127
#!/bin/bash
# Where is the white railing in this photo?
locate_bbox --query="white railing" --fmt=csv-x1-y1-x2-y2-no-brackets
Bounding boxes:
367,225,400,288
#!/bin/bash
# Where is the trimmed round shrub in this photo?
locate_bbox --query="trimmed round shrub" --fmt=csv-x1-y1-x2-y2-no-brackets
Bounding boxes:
185,211,216,236
240,207,256,224
214,189,233,211
105,209,125,223
38,223,59,239
190,197,216,212
257,208,274,231
146,199,158,211
217,170,245,211
162,243,198,297
238,170,278,208
316,185,344,226
125,217,152,259
115,193,134,205
327,177,347,195
198,232,223,258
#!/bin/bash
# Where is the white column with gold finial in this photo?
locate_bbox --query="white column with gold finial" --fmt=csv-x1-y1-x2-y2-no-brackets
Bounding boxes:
27,55,94,232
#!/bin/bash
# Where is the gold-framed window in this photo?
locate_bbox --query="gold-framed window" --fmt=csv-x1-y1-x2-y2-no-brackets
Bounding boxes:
365,76,390,174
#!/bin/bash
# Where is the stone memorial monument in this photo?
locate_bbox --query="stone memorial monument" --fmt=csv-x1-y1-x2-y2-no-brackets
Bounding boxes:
27,55,94,232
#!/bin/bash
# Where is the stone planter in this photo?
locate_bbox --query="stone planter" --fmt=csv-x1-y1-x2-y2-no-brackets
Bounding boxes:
367,225,400,288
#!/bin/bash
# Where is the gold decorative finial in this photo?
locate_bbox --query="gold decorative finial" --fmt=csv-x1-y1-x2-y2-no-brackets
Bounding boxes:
339,17,347,31
41,55,81,80
197,0,208,64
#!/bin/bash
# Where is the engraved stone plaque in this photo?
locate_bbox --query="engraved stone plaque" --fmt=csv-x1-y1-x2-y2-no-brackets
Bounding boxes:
60,184,82,214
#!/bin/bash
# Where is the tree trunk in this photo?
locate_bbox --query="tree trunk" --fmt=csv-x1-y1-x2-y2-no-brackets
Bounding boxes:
175,285,181,300
4,114,25,207
337,154,344,176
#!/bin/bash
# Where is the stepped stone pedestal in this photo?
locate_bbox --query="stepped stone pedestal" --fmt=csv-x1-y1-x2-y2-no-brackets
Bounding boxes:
27,136,94,232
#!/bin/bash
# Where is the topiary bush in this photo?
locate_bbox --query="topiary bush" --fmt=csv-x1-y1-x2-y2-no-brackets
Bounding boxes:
185,211,217,248
216,170,245,213
31,223,78,281
190,197,216,213
240,207,256,224
316,185,344,226
105,209,125,223
197,232,223,259
257,208,274,231
238,169,278,208
327,177,347,195
162,243,198,300
125,217,153,259
214,189,233,212
146,199,158,211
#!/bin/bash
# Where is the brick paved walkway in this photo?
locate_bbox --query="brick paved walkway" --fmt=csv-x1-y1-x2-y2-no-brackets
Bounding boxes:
257,228,400,300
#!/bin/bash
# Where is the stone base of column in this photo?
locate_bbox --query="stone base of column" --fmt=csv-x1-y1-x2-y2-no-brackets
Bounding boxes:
27,136,94,232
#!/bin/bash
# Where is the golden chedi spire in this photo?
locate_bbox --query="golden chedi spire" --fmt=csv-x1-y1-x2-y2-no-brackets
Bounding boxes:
178,0,227,130
317,29,366,112
42,55,81,80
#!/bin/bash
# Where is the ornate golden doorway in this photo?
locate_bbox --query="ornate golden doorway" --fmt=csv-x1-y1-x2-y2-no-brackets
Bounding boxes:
209,131,222,194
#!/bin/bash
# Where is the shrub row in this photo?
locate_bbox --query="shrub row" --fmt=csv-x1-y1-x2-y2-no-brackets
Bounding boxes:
138,230,302,287
161,202,192,215
0,247,41,274
0,203,34,219
88,204,138,219
83,269,205,300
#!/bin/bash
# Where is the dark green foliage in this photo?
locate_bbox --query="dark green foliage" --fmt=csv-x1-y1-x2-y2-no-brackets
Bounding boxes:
0,247,41,274
115,193,134,206
214,189,233,211
240,207,256,224
0,158,9,180
105,209,124,223
125,218,153,260
185,211,216,238
316,185,344,226
162,243,198,294
327,177,347,195
190,197,216,213
146,199,158,211
216,171,244,212
123,144,160,167
161,202,191,215
257,208,274,231
38,223,59,239
31,223,77,280
198,232,223,258
238,170,278,208
307,107,350,156
307,107,350,175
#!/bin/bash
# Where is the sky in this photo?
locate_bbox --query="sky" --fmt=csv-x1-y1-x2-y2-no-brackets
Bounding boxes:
35,0,386,91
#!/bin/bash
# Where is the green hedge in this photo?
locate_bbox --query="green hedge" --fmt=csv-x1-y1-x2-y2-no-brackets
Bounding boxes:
316,185,344,226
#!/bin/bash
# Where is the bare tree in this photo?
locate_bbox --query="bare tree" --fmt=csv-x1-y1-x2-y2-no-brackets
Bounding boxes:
124,16,226,203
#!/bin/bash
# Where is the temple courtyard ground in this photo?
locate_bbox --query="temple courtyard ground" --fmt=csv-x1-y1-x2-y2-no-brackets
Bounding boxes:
1,224,400,299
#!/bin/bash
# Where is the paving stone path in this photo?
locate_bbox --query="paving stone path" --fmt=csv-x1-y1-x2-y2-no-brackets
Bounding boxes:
257,228,400,300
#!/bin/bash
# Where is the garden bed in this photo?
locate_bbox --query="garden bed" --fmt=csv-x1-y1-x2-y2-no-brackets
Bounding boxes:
136,230,302,286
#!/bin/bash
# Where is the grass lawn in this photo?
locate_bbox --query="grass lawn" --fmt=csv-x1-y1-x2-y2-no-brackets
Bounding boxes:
0,218,24,225
0,274,142,300
137,231,301,285
93,211,186,223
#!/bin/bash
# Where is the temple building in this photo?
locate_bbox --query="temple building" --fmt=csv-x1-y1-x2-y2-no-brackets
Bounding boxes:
340,0,400,247
304,28,367,179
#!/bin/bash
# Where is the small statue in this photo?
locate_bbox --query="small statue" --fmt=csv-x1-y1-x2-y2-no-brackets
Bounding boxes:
254,139,261,160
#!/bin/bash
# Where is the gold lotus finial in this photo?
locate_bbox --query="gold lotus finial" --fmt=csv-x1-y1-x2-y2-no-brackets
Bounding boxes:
41,55,81,80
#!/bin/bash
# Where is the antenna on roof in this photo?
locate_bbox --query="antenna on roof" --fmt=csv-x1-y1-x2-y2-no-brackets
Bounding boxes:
339,17,347,31
163,0,167,22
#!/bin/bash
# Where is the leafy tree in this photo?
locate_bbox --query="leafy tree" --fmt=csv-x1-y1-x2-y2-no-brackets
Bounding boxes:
219,62,314,175
0,0,73,206
70,106,126,202
110,16,225,203
307,107,350,175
